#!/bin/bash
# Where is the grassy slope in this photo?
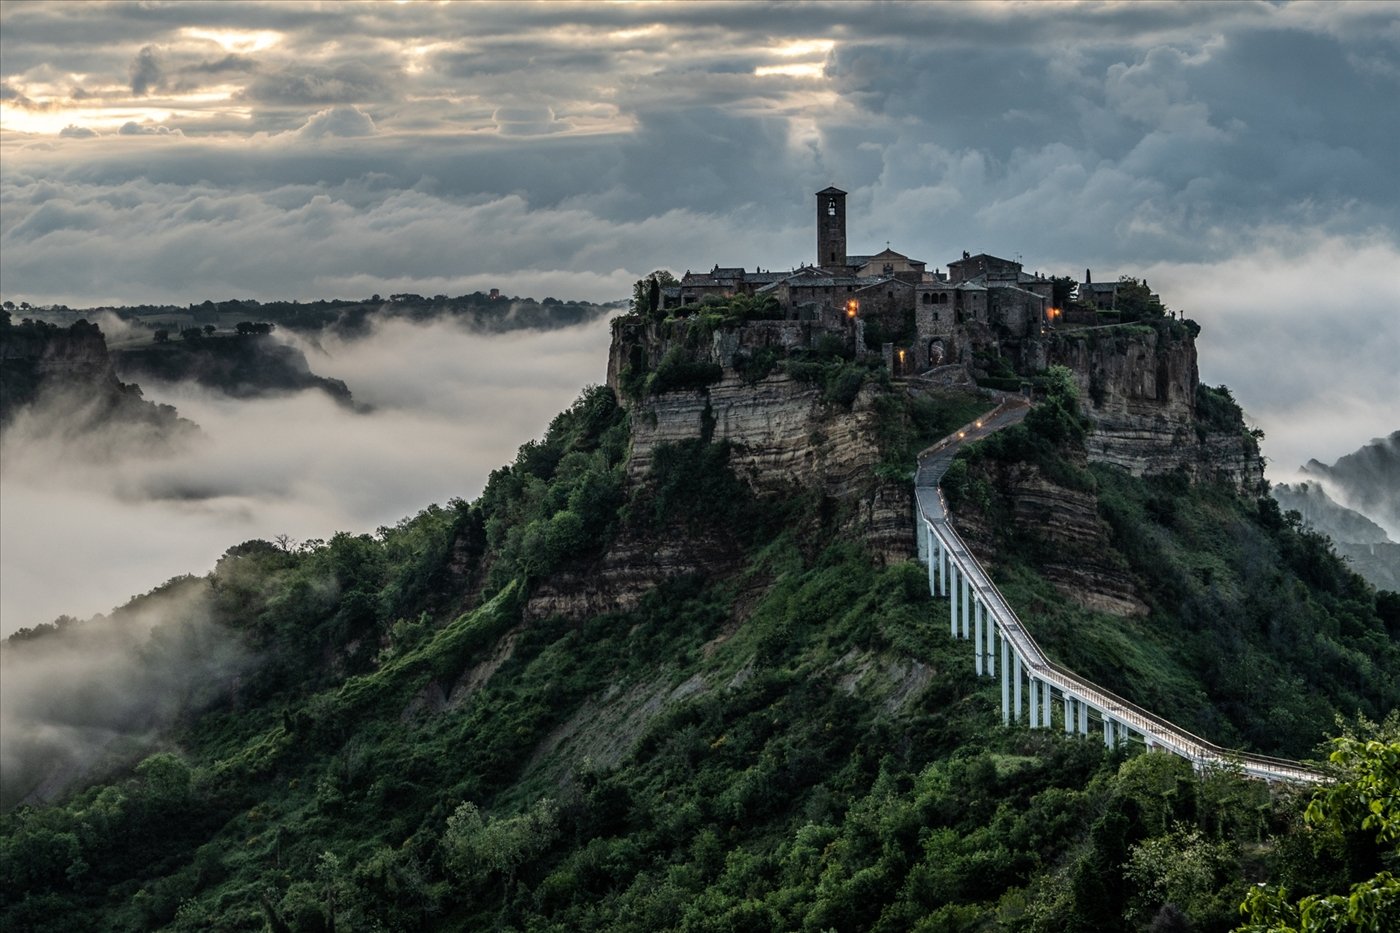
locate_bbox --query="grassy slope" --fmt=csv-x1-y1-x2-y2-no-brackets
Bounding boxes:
2,382,1393,932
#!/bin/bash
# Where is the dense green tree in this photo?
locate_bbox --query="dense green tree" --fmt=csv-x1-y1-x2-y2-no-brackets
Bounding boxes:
1237,730,1400,932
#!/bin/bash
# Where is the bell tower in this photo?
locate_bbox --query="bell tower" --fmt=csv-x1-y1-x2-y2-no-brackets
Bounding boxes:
816,186,847,271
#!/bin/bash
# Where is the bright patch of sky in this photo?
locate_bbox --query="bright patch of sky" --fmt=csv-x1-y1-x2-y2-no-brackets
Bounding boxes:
2,0,1398,473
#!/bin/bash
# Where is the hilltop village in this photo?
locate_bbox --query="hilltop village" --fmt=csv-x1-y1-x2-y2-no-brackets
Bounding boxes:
649,186,1162,379
615,186,1260,502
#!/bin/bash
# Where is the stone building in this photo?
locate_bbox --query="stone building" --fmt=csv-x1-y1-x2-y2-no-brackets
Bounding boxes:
662,186,1084,374
1079,269,1119,309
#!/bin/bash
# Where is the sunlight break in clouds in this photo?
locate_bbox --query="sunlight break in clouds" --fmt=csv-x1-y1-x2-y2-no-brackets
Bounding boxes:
0,314,615,636
180,27,283,53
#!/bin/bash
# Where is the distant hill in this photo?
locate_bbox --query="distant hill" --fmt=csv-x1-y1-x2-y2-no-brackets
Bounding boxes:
111,333,359,408
1272,480,1399,591
88,291,619,341
1299,430,1400,539
1272,432,1400,592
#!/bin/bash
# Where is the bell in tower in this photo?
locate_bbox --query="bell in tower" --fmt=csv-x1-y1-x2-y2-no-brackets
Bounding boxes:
816,186,847,271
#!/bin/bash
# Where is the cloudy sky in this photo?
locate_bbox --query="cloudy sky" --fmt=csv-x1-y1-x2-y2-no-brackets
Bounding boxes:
2,2,1397,465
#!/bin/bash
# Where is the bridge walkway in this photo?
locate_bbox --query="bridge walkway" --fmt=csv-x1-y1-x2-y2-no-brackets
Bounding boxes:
914,398,1322,785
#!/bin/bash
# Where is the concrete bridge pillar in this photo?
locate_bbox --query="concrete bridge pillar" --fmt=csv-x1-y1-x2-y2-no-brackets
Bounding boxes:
986,612,996,677
939,543,948,597
1078,699,1089,735
949,560,959,637
934,533,944,593
1103,717,1116,748
1043,680,1053,730
961,572,970,639
925,526,937,597
974,599,984,676
1013,654,1023,723
1029,679,1040,728
1000,637,1010,725
917,515,928,563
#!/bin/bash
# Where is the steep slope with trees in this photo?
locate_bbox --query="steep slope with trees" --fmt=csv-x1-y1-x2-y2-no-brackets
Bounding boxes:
3,300,1397,932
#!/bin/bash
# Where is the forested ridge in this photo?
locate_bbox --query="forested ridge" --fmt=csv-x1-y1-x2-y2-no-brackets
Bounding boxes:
2,377,1397,931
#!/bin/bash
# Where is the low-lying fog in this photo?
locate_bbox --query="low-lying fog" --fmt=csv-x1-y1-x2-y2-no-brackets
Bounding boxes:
0,312,616,637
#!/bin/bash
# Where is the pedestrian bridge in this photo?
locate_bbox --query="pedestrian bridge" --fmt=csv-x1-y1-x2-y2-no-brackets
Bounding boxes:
914,400,1322,785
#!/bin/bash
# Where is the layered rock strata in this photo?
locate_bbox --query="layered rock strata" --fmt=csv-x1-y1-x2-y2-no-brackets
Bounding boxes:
958,461,1148,618
1047,328,1264,494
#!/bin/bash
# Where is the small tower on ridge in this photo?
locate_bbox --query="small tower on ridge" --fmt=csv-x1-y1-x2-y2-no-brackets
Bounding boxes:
816,186,847,271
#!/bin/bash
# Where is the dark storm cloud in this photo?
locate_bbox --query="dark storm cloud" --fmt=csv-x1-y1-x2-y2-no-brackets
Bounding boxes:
187,52,258,75
820,21,1400,265
128,45,163,95
435,47,614,81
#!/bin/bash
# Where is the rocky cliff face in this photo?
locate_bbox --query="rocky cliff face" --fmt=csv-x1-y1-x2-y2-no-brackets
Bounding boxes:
524,318,923,622
0,316,194,442
1,320,117,421
610,317,912,555
1046,327,1264,494
958,459,1148,618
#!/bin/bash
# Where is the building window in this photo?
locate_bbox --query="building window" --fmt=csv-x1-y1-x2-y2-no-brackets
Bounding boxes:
827,199,837,216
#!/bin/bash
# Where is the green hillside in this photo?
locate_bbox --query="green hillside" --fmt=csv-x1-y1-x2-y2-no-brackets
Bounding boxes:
3,380,1396,932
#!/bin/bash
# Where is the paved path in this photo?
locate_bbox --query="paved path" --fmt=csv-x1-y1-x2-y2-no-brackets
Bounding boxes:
914,399,1323,785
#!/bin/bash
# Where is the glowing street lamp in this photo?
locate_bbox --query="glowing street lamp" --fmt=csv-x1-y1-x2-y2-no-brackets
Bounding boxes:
846,299,859,319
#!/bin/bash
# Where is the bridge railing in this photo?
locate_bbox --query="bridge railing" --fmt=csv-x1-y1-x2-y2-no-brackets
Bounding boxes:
914,408,1324,785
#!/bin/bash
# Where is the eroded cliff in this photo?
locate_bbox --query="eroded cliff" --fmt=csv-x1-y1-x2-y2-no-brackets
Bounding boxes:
1045,324,1264,494
525,316,974,621
0,316,193,441
610,317,925,551
112,334,357,407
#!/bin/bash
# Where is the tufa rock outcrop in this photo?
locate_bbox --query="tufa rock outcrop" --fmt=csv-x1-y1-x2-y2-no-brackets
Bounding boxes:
0,315,194,442
111,333,358,408
1045,326,1265,494
609,316,914,550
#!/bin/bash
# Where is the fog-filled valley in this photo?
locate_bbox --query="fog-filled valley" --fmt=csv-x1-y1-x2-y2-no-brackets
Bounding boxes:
1,311,614,636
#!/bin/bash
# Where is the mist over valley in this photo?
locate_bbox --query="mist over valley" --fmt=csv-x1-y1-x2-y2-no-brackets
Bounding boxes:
1,309,614,636
3,2,1399,929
